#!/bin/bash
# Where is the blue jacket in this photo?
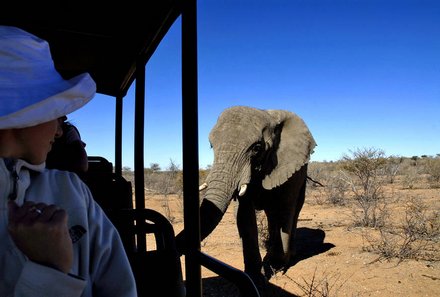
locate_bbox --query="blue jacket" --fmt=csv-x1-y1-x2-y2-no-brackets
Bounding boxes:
0,158,137,297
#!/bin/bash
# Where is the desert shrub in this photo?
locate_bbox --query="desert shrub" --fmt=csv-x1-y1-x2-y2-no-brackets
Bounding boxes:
340,147,388,227
401,166,422,189
403,197,440,241
143,160,182,195
382,156,403,184
162,161,181,222
122,166,134,184
363,196,440,262
306,162,326,204
308,162,336,185
321,172,349,206
425,157,440,186
288,267,348,297
308,162,348,206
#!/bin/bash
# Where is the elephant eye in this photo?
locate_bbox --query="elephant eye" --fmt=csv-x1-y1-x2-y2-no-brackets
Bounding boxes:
251,142,264,154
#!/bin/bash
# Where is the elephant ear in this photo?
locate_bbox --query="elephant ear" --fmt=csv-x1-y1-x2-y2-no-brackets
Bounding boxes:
262,110,317,190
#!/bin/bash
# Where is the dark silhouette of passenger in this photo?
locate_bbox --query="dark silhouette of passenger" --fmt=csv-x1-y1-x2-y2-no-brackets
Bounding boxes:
46,117,88,175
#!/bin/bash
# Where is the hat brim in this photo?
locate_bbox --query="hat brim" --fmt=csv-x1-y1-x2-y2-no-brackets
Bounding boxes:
0,73,96,129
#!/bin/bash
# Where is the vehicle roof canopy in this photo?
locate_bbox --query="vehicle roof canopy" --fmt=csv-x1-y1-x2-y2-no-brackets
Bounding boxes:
0,0,182,97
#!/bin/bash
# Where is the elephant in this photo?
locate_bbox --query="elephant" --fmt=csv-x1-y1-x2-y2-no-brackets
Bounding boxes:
176,105,316,288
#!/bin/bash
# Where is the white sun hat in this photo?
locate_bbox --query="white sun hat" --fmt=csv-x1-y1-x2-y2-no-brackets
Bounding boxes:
0,25,96,129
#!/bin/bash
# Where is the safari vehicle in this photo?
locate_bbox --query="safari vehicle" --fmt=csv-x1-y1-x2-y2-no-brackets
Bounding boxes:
1,0,259,296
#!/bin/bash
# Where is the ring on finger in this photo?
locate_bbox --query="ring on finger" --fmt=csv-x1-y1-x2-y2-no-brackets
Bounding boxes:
29,206,42,214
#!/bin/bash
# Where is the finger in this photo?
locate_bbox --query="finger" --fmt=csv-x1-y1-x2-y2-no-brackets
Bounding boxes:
22,209,42,224
28,205,42,214
21,201,40,216
21,202,47,223
7,201,40,231
50,208,69,225
38,204,61,222
8,201,36,223
33,202,48,217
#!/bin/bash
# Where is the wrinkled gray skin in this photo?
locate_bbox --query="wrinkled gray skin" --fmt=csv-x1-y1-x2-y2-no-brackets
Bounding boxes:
177,106,316,288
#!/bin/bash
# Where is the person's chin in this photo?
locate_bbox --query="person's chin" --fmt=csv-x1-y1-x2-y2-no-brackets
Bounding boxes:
26,155,47,165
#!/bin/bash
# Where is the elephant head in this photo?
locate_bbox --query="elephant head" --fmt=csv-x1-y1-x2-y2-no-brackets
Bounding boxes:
176,105,316,287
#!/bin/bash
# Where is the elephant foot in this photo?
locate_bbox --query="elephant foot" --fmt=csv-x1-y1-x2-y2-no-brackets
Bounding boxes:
245,270,268,292
263,251,295,275
262,260,275,280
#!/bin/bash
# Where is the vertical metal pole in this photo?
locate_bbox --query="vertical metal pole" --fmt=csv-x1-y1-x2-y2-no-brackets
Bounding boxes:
134,61,146,250
182,0,202,296
115,95,123,176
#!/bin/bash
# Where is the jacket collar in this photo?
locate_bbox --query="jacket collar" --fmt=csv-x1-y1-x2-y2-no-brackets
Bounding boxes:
2,158,45,174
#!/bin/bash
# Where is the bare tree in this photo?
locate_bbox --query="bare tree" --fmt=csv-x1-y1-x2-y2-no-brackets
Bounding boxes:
425,157,440,185
341,147,388,227
383,156,403,184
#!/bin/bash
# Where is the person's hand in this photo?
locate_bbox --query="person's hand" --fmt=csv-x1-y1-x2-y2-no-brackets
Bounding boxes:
8,200,73,274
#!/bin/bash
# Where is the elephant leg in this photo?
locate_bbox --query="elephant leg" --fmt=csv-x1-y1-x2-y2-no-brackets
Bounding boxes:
264,205,290,270
289,171,306,257
263,164,308,270
236,196,267,289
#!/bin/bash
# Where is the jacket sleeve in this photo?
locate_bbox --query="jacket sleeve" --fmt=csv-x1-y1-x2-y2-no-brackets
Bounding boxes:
85,191,137,297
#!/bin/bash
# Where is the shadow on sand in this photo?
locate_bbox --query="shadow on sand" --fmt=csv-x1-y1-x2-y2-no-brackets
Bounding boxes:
288,227,335,267
201,227,334,296
202,276,299,297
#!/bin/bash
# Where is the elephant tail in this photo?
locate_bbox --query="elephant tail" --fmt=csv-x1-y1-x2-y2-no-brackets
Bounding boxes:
306,175,325,187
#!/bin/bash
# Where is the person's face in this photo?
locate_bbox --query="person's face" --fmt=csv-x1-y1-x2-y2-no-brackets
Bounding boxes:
14,117,64,164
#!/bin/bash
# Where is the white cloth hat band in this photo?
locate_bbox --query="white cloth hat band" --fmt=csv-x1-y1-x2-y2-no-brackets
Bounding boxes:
0,26,96,129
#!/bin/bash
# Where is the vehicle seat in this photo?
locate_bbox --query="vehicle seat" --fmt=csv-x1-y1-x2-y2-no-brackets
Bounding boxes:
82,156,185,297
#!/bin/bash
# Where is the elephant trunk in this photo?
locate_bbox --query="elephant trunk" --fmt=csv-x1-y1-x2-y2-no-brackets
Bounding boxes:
199,162,246,240
174,198,223,255
176,156,248,253
203,178,235,213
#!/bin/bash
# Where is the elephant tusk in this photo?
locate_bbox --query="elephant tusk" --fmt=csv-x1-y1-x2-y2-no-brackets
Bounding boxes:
280,230,290,254
199,183,208,191
238,184,247,196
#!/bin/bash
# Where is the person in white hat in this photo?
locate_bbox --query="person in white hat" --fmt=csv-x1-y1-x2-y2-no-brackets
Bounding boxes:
0,26,137,296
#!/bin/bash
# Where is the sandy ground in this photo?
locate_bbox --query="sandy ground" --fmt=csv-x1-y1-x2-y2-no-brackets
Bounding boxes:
144,182,440,297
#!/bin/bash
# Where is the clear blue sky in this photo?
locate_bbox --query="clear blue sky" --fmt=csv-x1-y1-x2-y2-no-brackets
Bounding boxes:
69,0,440,170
